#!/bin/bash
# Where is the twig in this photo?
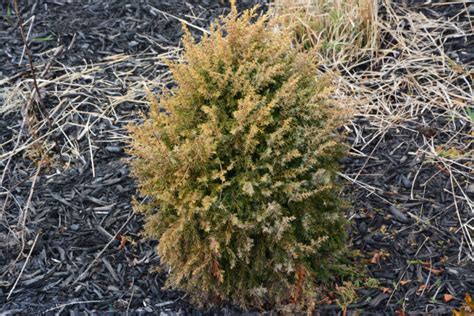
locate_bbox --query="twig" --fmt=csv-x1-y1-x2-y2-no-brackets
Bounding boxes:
18,15,34,66
148,5,211,35
42,300,103,314
18,159,43,251
6,230,42,300
13,0,49,128
126,277,135,315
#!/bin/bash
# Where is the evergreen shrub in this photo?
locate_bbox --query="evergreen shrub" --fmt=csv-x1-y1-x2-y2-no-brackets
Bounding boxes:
128,4,352,310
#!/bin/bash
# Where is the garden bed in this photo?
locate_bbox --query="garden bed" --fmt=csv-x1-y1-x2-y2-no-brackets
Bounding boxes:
0,0,472,314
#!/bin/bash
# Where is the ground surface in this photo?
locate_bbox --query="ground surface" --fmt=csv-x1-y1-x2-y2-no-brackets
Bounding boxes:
0,0,472,315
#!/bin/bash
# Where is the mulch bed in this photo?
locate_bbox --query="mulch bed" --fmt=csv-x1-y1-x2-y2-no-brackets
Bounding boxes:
0,0,472,315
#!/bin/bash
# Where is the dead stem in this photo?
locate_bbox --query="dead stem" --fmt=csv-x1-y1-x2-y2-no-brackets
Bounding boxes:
12,0,50,132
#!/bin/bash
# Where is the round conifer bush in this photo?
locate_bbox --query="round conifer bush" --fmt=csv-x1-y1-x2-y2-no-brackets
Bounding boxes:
128,4,353,310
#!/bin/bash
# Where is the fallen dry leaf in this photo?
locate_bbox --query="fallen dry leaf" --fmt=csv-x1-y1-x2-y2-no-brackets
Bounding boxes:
382,287,392,294
422,265,444,275
117,235,127,250
395,310,406,316
400,280,411,286
370,250,387,264
429,267,444,275
417,284,430,295
443,293,454,302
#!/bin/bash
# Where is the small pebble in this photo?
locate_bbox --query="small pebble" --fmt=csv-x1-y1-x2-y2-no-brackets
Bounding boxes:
69,224,79,231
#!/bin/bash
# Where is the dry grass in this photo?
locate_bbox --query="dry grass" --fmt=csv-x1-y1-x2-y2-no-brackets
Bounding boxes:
273,0,378,65
0,50,179,163
272,0,473,262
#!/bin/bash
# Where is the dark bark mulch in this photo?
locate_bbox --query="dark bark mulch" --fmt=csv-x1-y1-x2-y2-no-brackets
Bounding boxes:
0,0,472,315
340,114,473,315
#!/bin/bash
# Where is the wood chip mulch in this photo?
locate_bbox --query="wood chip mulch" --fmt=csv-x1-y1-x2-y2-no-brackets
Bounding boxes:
0,0,472,315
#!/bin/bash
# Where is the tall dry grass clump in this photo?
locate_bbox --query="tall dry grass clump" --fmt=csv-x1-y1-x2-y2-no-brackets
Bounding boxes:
128,4,353,310
274,0,378,65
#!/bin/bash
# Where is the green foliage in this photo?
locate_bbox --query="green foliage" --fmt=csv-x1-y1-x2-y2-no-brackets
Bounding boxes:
364,277,380,288
31,34,54,42
335,281,358,310
466,107,474,123
128,5,352,310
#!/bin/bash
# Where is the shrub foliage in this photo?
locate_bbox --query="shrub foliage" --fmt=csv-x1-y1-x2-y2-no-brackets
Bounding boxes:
128,5,351,309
